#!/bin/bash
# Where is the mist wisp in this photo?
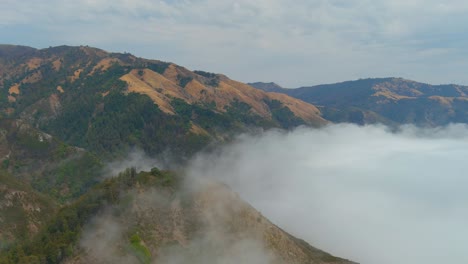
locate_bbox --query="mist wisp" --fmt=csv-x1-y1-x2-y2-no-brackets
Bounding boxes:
186,123,468,264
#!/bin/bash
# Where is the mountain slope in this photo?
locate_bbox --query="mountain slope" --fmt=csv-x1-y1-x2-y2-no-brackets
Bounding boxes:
0,168,355,264
0,170,56,250
251,78,468,126
0,45,325,160
0,118,104,246
0,118,102,202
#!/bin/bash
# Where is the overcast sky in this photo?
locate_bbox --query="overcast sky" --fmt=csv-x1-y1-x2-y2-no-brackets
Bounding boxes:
2,0,468,87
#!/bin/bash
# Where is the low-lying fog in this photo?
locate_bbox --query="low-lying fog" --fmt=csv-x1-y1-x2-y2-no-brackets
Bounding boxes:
186,123,468,264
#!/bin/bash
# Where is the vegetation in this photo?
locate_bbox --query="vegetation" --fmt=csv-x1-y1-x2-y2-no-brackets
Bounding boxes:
193,70,220,86
146,61,170,74
264,99,305,128
32,152,103,202
0,119,103,203
0,170,56,250
0,167,177,264
171,97,275,135
193,70,217,79
177,75,193,88
129,234,151,264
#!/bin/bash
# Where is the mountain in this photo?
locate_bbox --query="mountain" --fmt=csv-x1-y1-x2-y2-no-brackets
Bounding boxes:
0,168,355,264
251,78,468,126
0,45,325,160
0,45,356,263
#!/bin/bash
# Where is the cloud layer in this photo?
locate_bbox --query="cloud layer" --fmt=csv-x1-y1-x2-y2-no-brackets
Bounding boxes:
2,0,468,86
186,124,468,264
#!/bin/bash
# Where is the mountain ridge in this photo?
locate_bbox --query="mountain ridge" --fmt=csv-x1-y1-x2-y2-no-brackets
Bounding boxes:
250,78,468,126
249,77,467,90
0,44,325,127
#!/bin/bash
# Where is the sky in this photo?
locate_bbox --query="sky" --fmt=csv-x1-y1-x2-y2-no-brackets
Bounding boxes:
186,123,468,264
2,0,468,86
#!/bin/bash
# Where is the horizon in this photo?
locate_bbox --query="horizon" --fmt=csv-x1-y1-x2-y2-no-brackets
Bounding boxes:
2,0,468,87
2,43,467,88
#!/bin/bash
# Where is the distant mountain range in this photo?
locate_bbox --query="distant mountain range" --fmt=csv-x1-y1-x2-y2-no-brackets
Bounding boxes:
250,78,468,126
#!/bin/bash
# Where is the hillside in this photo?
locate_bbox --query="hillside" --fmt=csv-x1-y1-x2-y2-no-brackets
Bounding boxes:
0,168,355,264
0,118,102,201
0,170,56,250
0,118,104,246
250,78,468,126
0,45,325,160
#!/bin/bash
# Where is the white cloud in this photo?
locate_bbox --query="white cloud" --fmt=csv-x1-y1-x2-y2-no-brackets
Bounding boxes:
186,124,468,264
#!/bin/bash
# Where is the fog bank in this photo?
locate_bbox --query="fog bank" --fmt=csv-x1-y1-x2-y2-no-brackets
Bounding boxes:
186,123,468,264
